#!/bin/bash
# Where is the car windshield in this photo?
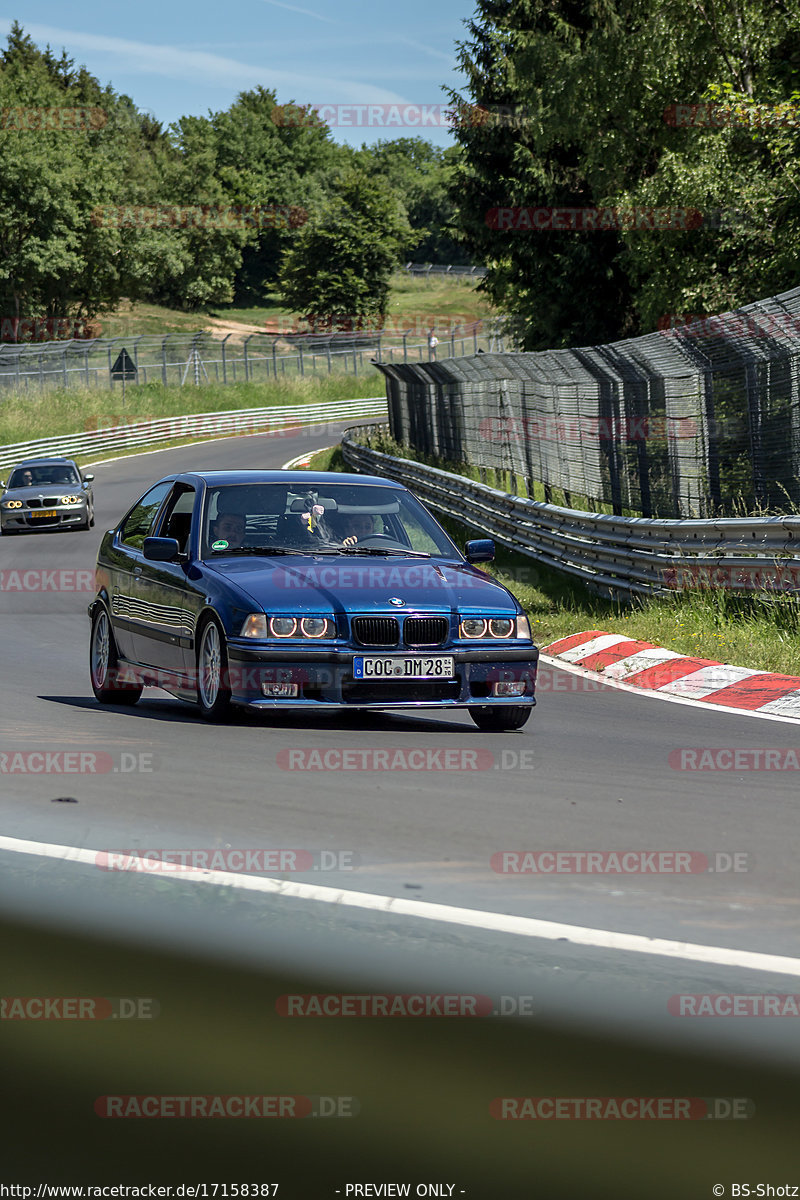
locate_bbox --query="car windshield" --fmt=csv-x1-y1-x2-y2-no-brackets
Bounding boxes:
202,482,459,557
9,464,80,488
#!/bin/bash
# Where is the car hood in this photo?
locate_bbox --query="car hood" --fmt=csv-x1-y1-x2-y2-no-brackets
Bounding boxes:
202,554,520,612
3,485,82,498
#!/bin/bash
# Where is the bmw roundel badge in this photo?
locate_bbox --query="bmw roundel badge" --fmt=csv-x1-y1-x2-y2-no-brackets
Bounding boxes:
388,597,405,607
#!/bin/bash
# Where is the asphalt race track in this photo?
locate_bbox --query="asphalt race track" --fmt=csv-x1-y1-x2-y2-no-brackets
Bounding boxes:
2,421,800,1073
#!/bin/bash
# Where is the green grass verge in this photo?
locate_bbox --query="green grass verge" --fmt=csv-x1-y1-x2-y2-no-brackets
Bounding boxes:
93,272,493,339
0,376,383,451
303,443,800,678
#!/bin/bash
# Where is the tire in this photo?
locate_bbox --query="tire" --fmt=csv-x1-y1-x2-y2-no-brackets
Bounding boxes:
196,616,233,721
90,607,143,705
469,705,532,731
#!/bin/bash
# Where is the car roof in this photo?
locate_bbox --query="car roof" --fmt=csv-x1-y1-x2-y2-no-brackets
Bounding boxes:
168,470,405,489
12,457,78,467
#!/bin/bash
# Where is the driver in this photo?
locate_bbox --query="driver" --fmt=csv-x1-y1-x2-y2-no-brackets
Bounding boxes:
339,513,376,546
210,508,246,549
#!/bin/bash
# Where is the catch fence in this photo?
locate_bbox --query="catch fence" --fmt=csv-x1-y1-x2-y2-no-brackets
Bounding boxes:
376,287,800,519
0,322,506,395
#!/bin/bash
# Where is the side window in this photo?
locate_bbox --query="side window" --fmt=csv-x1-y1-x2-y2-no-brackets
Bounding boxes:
157,485,197,553
119,482,173,550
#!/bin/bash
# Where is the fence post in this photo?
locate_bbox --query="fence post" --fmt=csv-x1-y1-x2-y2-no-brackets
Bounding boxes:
161,337,168,386
243,336,250,382
222,334,230,384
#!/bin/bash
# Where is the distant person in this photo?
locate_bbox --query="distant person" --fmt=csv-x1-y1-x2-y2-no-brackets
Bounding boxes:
427,330,439,361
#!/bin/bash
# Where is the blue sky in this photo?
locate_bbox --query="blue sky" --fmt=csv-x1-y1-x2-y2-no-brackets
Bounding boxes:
2,2,476,146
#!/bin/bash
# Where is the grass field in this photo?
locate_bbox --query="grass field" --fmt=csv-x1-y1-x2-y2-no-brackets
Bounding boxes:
0,376,383,455
93,272,494,339
304,443,800,679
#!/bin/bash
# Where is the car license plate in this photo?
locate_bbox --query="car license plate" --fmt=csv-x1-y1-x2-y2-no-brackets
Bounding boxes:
30,509,58,518
353,655,455,680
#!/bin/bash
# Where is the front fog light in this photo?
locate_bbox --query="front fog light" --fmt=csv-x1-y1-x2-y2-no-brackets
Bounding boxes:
262,682,299,698
492,680,527,697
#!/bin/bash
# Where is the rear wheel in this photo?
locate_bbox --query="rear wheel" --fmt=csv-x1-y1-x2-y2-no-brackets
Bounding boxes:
90,607,142,705
196,616,233,721
469,705,532,731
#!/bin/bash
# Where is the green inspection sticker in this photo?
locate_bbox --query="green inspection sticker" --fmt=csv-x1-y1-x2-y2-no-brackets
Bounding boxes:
211,539,228,550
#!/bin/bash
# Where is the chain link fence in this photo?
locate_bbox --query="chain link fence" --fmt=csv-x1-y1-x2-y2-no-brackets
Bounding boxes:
376,287,800,519
0,322,507,395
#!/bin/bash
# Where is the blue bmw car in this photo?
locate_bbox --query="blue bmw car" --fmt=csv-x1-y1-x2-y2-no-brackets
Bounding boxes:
88,470,538,729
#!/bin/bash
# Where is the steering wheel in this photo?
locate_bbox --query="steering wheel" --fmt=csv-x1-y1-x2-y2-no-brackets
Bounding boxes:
354,534,411,550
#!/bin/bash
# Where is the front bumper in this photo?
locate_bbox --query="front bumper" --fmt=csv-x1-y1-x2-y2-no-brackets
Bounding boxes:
225,643,539,709
1,502,87,531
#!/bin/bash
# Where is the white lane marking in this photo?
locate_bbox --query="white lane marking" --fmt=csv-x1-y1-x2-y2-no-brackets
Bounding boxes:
601,648,682,680
1,833,799,978
538,653,800,725
658,664,760,699
556,633,629,663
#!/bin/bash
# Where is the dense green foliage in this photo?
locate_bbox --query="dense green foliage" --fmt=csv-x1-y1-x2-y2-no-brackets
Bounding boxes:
278,170,416,326
447,0,800,349
0,23,462,336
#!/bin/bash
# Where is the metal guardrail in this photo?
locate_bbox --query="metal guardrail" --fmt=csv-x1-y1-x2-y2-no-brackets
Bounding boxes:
341,426,800,597
0,398,387,474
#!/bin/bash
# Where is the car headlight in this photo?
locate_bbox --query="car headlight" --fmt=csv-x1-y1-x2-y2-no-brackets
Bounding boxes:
2,500,22,509
459,615,532,640
240,614,335,639
60,495,82,505
270,616,298,637
300,617,333,638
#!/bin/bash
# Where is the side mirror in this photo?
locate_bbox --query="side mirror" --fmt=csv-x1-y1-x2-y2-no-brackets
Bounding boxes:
465,538,495,564
143,536,181,562
83,474,94,483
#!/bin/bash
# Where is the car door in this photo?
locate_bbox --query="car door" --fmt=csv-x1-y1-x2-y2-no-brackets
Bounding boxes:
108,481,174,661
130,482,201,676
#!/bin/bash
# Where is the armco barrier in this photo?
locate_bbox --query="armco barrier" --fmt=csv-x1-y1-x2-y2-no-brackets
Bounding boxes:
0,398,387,474
341,426,800,597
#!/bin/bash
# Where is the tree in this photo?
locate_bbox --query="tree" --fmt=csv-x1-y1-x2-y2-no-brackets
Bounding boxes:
446,0,800,350
278,170,416,327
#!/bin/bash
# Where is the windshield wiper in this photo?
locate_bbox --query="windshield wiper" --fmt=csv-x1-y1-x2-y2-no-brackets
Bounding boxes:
333,546,432,558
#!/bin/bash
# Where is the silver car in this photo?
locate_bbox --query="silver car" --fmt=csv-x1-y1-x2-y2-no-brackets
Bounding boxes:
0,457,95,535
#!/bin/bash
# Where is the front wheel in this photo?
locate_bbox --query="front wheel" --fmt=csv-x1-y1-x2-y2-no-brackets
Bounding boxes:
90,607,142,705
469,705,532,731
196,616,233,721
